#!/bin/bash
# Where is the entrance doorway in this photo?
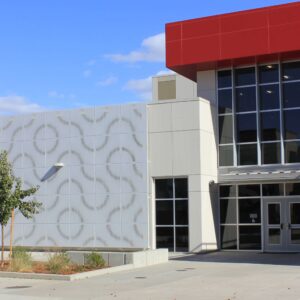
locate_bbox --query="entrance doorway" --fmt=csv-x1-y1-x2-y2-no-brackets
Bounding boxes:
263,199,300,252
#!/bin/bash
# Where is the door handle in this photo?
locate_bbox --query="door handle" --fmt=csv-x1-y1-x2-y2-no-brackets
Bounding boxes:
288,223,291,230
280,223,284,230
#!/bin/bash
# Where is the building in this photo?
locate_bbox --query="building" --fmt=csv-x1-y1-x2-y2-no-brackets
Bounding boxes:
2,2,300,253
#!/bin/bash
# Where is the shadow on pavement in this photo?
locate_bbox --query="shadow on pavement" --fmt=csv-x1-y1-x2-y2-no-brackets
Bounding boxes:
170,251,300,266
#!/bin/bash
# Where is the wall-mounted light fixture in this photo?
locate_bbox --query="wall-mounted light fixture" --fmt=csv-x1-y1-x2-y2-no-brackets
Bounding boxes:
54,162,64,169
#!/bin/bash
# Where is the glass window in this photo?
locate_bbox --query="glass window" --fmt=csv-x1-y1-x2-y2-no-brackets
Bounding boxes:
291,229,300,244
218,70,232,88
156,201,173,225
282,61,300,81
220,226,237,250
156,227,174,251
218,89,232,114
239,226,262,250
220,185,236,198
260,84,280,110
269,228,281,245
239,198,261,223
175,200,188,225
175,227,189,251
290,203,300,225
155,179,173,199
219,145,234,167
268,204,280,225
262,142,281,164
239,185,260,197
284,109,300,140
259,64,279,83
285,141,300,163
235,67,255,86
236,113,257,143
286,183,300,195
261,111,280,141
219,115,233,144
238,144,258,165
235,87,256,112
283,82,300,108
262,184,284,196
220,199,237,224
175,178,188,198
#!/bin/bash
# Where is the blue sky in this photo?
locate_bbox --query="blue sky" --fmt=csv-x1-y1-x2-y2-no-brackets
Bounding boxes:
0,0,298,114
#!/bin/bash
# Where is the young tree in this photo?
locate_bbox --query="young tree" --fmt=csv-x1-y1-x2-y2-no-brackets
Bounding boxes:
0,150,41,265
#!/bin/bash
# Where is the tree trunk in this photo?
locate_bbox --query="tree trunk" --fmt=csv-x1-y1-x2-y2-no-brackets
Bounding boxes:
9,209,14,261
1,224,4,266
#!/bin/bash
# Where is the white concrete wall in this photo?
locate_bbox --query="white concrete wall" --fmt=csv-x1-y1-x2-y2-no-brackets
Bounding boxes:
148,71,218,252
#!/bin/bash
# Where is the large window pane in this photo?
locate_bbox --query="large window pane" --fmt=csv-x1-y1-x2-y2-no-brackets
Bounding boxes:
235,67,255,86
220,185,236,198
239,198,261,223
284,109,300,140
261,111,280,141
236,113,257,142
220,226,237,250
175,227,189,251
268,204,280,225
218,70,232,88
156,201,173,225
220,199,237,224
218,89,232,114
262,184,284,196
282,61,300,81
239,185,260,197
175,178,188,198
283,82,300,108
156,179,173,199
235,87,256,112
156,227,174,251
286,183,300,196
260,84,280,110
262,142,281,164
259,64,279,84
238,144,258,165
285,141,300,163
219,115,233,144
239,226,261,250
219,145,234,167
175,200,188,225
290,203,300,225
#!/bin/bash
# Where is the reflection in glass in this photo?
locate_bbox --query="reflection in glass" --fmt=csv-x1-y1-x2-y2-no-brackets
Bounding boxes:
290,203,300,224
220,185,236,198
285,141,300,163
291,229,300,244
269,229,281,245
286,183,300,196
175,178,188,199
239,198,261,224
238,144,258,166
155,179,173,199
156,201,174,225
219,145,234,167
235,67,255,86
282,61,300,81
218,70,232,88
236,113,257,143
156,227,174,251
219,115,233,144
259,64,279,84
260,84,280,110
218,89,232,114
239,226,261,250
175,200,188,225
220,226,237,250
235,87,256,112
175,227,189,251
262,184,284,196
262,142,281,165
283,82,300,108
284,109,300,140
268,203,280,225
239,185,260,197
220,199,237,224
261,111,280,141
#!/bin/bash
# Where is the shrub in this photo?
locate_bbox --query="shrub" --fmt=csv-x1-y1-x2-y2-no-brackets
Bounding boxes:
10,247,32,272
47,253,70,274
85,252,105,268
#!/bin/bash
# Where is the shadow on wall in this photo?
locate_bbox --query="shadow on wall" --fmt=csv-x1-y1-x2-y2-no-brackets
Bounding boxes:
170,251,300,267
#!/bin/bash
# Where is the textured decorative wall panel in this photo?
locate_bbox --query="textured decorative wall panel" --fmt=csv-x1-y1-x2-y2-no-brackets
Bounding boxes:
0,103,148,249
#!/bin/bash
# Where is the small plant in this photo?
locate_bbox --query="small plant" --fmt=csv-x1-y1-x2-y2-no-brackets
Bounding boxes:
85,252,105,268
47,253,70,274
10,247,32,272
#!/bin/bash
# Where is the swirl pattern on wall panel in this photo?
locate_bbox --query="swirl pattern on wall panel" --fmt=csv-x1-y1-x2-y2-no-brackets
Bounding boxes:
1,103,148,249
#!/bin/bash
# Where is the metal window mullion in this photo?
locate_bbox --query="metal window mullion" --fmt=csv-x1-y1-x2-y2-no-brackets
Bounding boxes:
173,178,176,252
232,66,237,166
279,62,285,164
236,189,240,250
256,64,262,166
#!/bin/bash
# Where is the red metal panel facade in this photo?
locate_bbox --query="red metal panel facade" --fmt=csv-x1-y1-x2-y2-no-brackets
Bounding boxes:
166,2,300,81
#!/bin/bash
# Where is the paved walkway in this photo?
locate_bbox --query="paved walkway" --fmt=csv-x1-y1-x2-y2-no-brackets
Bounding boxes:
1,252,300,300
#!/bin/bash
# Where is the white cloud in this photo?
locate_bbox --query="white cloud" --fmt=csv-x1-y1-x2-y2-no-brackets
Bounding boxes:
86,59,96,66
106,33,165,63
96,76,118,87
48,90,65,99
0,95,44,115
83,69,92,78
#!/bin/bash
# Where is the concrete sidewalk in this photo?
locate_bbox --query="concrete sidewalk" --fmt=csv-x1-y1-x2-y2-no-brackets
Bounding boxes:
0,252,300,300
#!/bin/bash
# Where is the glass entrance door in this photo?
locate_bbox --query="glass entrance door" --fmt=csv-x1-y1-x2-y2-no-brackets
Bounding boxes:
263,198,300,252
